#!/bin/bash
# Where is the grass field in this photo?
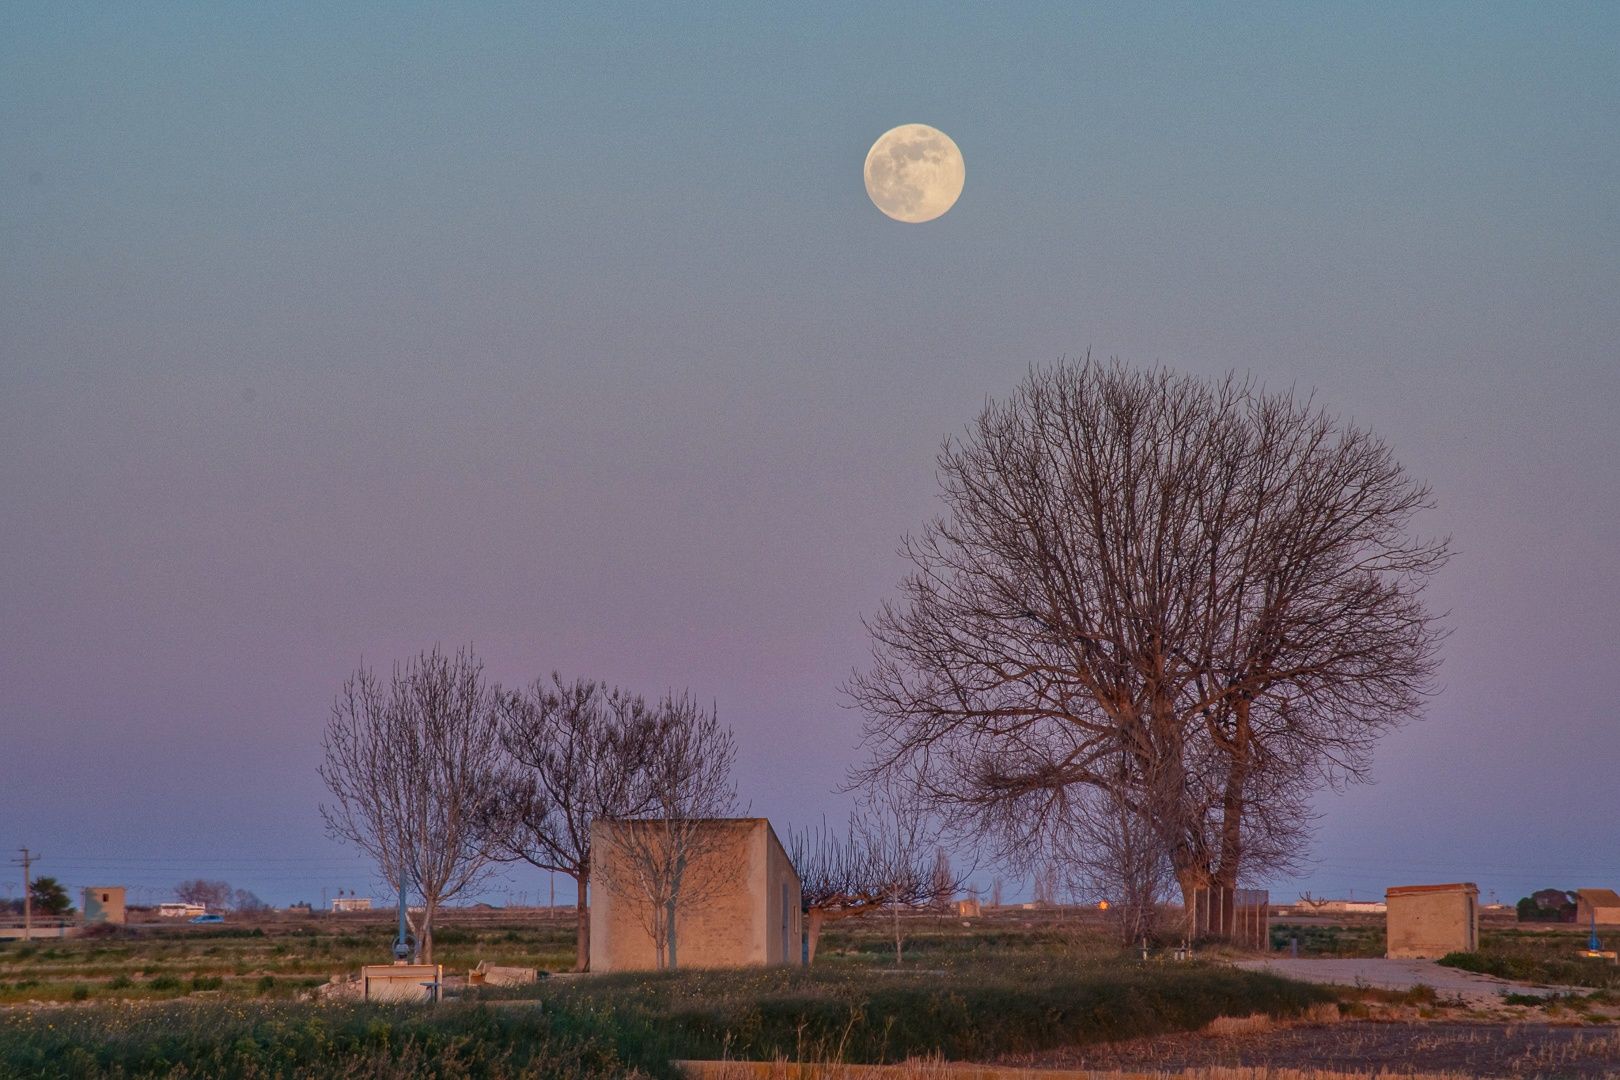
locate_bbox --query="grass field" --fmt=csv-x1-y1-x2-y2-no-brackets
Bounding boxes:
2,908,1616,1078
0,908,1330,1078
0,914,578,1005
1437,927,1620,990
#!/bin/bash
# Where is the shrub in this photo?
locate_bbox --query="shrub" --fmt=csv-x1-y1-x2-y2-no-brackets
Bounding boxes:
1402,983,1438,1005
1440,946,1620,990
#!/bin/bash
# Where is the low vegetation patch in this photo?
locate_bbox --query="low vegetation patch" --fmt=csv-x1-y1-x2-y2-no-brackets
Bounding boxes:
1268,923,1384,958
0,909,1334,1076
483,953,1332,1068
1438,938,1620,990
0,1001,634,1079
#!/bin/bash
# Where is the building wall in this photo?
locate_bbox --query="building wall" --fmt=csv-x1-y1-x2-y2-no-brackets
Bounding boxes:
762,823,802,965
1575,896,1620,927
83,887,126,925
591,818,801,972
1385,884,1478,958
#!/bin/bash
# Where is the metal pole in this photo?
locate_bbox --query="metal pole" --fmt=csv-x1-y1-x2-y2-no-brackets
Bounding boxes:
394,865,412,963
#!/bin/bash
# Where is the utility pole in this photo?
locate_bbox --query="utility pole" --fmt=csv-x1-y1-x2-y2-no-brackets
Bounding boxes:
11,849,34,942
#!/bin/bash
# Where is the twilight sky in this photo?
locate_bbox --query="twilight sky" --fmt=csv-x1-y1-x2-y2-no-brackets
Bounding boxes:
3,3,1617,909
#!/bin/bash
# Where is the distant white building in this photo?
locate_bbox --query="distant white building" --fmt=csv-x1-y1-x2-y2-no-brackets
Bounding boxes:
331,896,373,913
1312,899,1387,914
157,902,208,918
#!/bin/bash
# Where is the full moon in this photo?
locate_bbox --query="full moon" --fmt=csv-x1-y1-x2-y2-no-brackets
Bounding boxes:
863,124,965,223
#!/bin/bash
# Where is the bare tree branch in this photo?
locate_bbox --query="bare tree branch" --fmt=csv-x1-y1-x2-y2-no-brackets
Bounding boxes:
849,360,1450,926
478,675,659,970
319,646,503,965
591,692,739,970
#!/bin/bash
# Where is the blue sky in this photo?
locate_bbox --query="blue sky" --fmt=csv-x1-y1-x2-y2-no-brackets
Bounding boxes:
2,2,1617,907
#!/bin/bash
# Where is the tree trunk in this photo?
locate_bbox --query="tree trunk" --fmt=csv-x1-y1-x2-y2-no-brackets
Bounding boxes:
419,901,435,966
665,896,679,970
806,907,824,965
1210,698,1253,938
892,902,903,965
1177,864,1212,942
573,872,590,972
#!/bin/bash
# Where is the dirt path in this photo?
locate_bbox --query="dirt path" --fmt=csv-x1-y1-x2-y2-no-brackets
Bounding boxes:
1003,1021,1620,1078
1235,958,1582,1005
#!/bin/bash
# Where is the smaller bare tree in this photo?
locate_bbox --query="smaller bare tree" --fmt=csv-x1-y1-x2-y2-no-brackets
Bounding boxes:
480,676,658,970
1053,788,1176,945
175,880,232,912
861,787,961,965
591,693,738,970
792,797,966,966
791,818,886,964
231,888,269,913
320,646,504,965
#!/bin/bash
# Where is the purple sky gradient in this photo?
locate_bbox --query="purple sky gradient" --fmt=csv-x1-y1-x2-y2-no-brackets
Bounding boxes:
2,3,1617,908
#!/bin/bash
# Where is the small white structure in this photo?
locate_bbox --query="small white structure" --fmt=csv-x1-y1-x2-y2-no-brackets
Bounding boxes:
1304,899,1387,915
361,963,442,1002
470,961,537,987
83,886,127,925
158,903,208,918
331,896,373,913
1385,882,1478,959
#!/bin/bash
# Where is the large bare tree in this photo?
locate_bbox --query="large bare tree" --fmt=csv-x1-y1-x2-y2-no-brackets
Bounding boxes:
591,692,738,970
850,361,1449,925
320,646,504,965
480,675,658,971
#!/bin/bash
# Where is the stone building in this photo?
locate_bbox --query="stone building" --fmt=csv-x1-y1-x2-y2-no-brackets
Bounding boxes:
1575,888,1620,927
1385,882,1478,958
82,886,126,925
590,817,801,972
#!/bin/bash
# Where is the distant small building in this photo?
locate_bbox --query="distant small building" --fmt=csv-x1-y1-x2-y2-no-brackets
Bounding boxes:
331,896,373,913
1301,899,1387,915
1385,882,1478,959
82,886,126,926
590,817,801,972
157,902,208,918
955,897,982,918
1575,889,1620,928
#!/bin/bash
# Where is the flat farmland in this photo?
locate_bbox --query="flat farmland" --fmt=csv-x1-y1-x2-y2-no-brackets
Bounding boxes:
0,907,1616,1078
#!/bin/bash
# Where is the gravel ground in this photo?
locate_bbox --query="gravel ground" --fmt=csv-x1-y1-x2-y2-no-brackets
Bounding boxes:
1235,958,1583,1005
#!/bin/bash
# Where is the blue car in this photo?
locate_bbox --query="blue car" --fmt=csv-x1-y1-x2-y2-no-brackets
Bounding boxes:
189,913,224,924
